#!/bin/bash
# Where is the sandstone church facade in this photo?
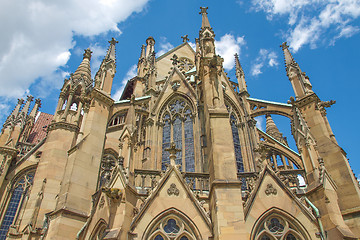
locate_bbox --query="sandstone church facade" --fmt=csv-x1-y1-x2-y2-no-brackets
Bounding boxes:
0,7,359,240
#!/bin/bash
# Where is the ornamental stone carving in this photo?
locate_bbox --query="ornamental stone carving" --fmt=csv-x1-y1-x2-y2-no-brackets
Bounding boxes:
265,184,277,196
167,183,179,196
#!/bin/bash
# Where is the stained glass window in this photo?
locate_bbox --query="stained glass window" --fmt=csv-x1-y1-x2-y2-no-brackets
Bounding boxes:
286,233,297,240
173,116,183,170
162,117,171,170
154,235,164,240
255,215,304,240
0,172,34,240
230,114,244,173
184,115,195,172
161,99,195,172
260,235,271,240
164,219,180,234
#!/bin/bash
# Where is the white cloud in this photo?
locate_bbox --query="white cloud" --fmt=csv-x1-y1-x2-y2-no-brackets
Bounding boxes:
0,0,149,99
255,116,265,131
215,34,246,70
251,49,279,76
251,0,360,51
89,43,107,78
188,42,196,51
112,64,137,101
157,37,174,57
0,101,11,125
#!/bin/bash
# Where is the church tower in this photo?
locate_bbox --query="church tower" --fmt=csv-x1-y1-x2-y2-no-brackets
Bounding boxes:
0,7,359,240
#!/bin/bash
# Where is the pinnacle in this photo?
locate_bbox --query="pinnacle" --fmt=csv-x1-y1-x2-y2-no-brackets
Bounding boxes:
105,37,118,61
73,48,92,85
280,42,296,67
200,7,211,29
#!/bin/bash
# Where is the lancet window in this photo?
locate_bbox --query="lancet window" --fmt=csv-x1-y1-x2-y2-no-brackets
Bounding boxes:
225,101,244,173
0,171,34,239
160,98,195,172
148,215,196,240
254,214,306,240
98,153,117,188
108,111,127,127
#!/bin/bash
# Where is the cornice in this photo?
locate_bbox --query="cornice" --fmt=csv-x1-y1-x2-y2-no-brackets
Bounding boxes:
48,122,79,133
91,88,114,106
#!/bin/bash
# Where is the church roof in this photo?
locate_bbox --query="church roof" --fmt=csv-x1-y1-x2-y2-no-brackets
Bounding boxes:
27,112,53,144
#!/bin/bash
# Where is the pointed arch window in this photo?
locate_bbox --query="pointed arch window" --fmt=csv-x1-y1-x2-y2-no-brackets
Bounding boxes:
225,101,244,173
98,153,117,188
0,171,34,239
148,215,196,240
254,214,306,240
160,99,195,172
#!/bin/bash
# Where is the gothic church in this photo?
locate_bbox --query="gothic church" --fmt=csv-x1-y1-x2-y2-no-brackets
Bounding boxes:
0,7,359,240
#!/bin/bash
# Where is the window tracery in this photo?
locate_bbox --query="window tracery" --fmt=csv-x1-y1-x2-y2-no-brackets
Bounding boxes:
0,170,34,239
254,215,305,240
99,153,117,188
225,101,244,173
160,98,195,172
148,215,196,240
108,111,127,127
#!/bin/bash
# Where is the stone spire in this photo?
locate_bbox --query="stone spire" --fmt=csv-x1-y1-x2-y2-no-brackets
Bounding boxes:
105,37,118,62
265,114,287,145
29,98,41,118
9,99,23,121
280,42,313,99
145,36,155,58
19,95,34,119
94,39,117,94
198,7,216,58
200,7,211,29
140,44,146,59
73,48,92,85
280,42,296,69
235,53,247,93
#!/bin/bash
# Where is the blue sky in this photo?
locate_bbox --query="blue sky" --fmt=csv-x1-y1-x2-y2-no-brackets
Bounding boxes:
1,0,359,177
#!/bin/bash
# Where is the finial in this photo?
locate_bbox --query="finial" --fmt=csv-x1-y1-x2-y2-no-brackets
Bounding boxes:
146,36,155,46
170,54,179,65
199,7,208,15
280,42,289,50
83,48,92,60
109,37,118,45
35,98,41,107
181,35,189,43
165,142,181,166
26,95,34,102
18,98,24,105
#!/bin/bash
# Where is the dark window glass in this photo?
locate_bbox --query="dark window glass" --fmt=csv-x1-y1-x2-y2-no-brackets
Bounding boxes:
184,115,195,172
180,236,189,240
173,116,182,170
163,219,180,234
286,233,297,240
268,218,284,233
260,234,271,240
231,115,243,173
154,234,164,240
162,120,171,170
0,174,34,240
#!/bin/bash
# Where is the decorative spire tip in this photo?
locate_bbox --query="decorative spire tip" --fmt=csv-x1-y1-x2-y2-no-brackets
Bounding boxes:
83,48,92,60
109,37,118,45
280,42,289,50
